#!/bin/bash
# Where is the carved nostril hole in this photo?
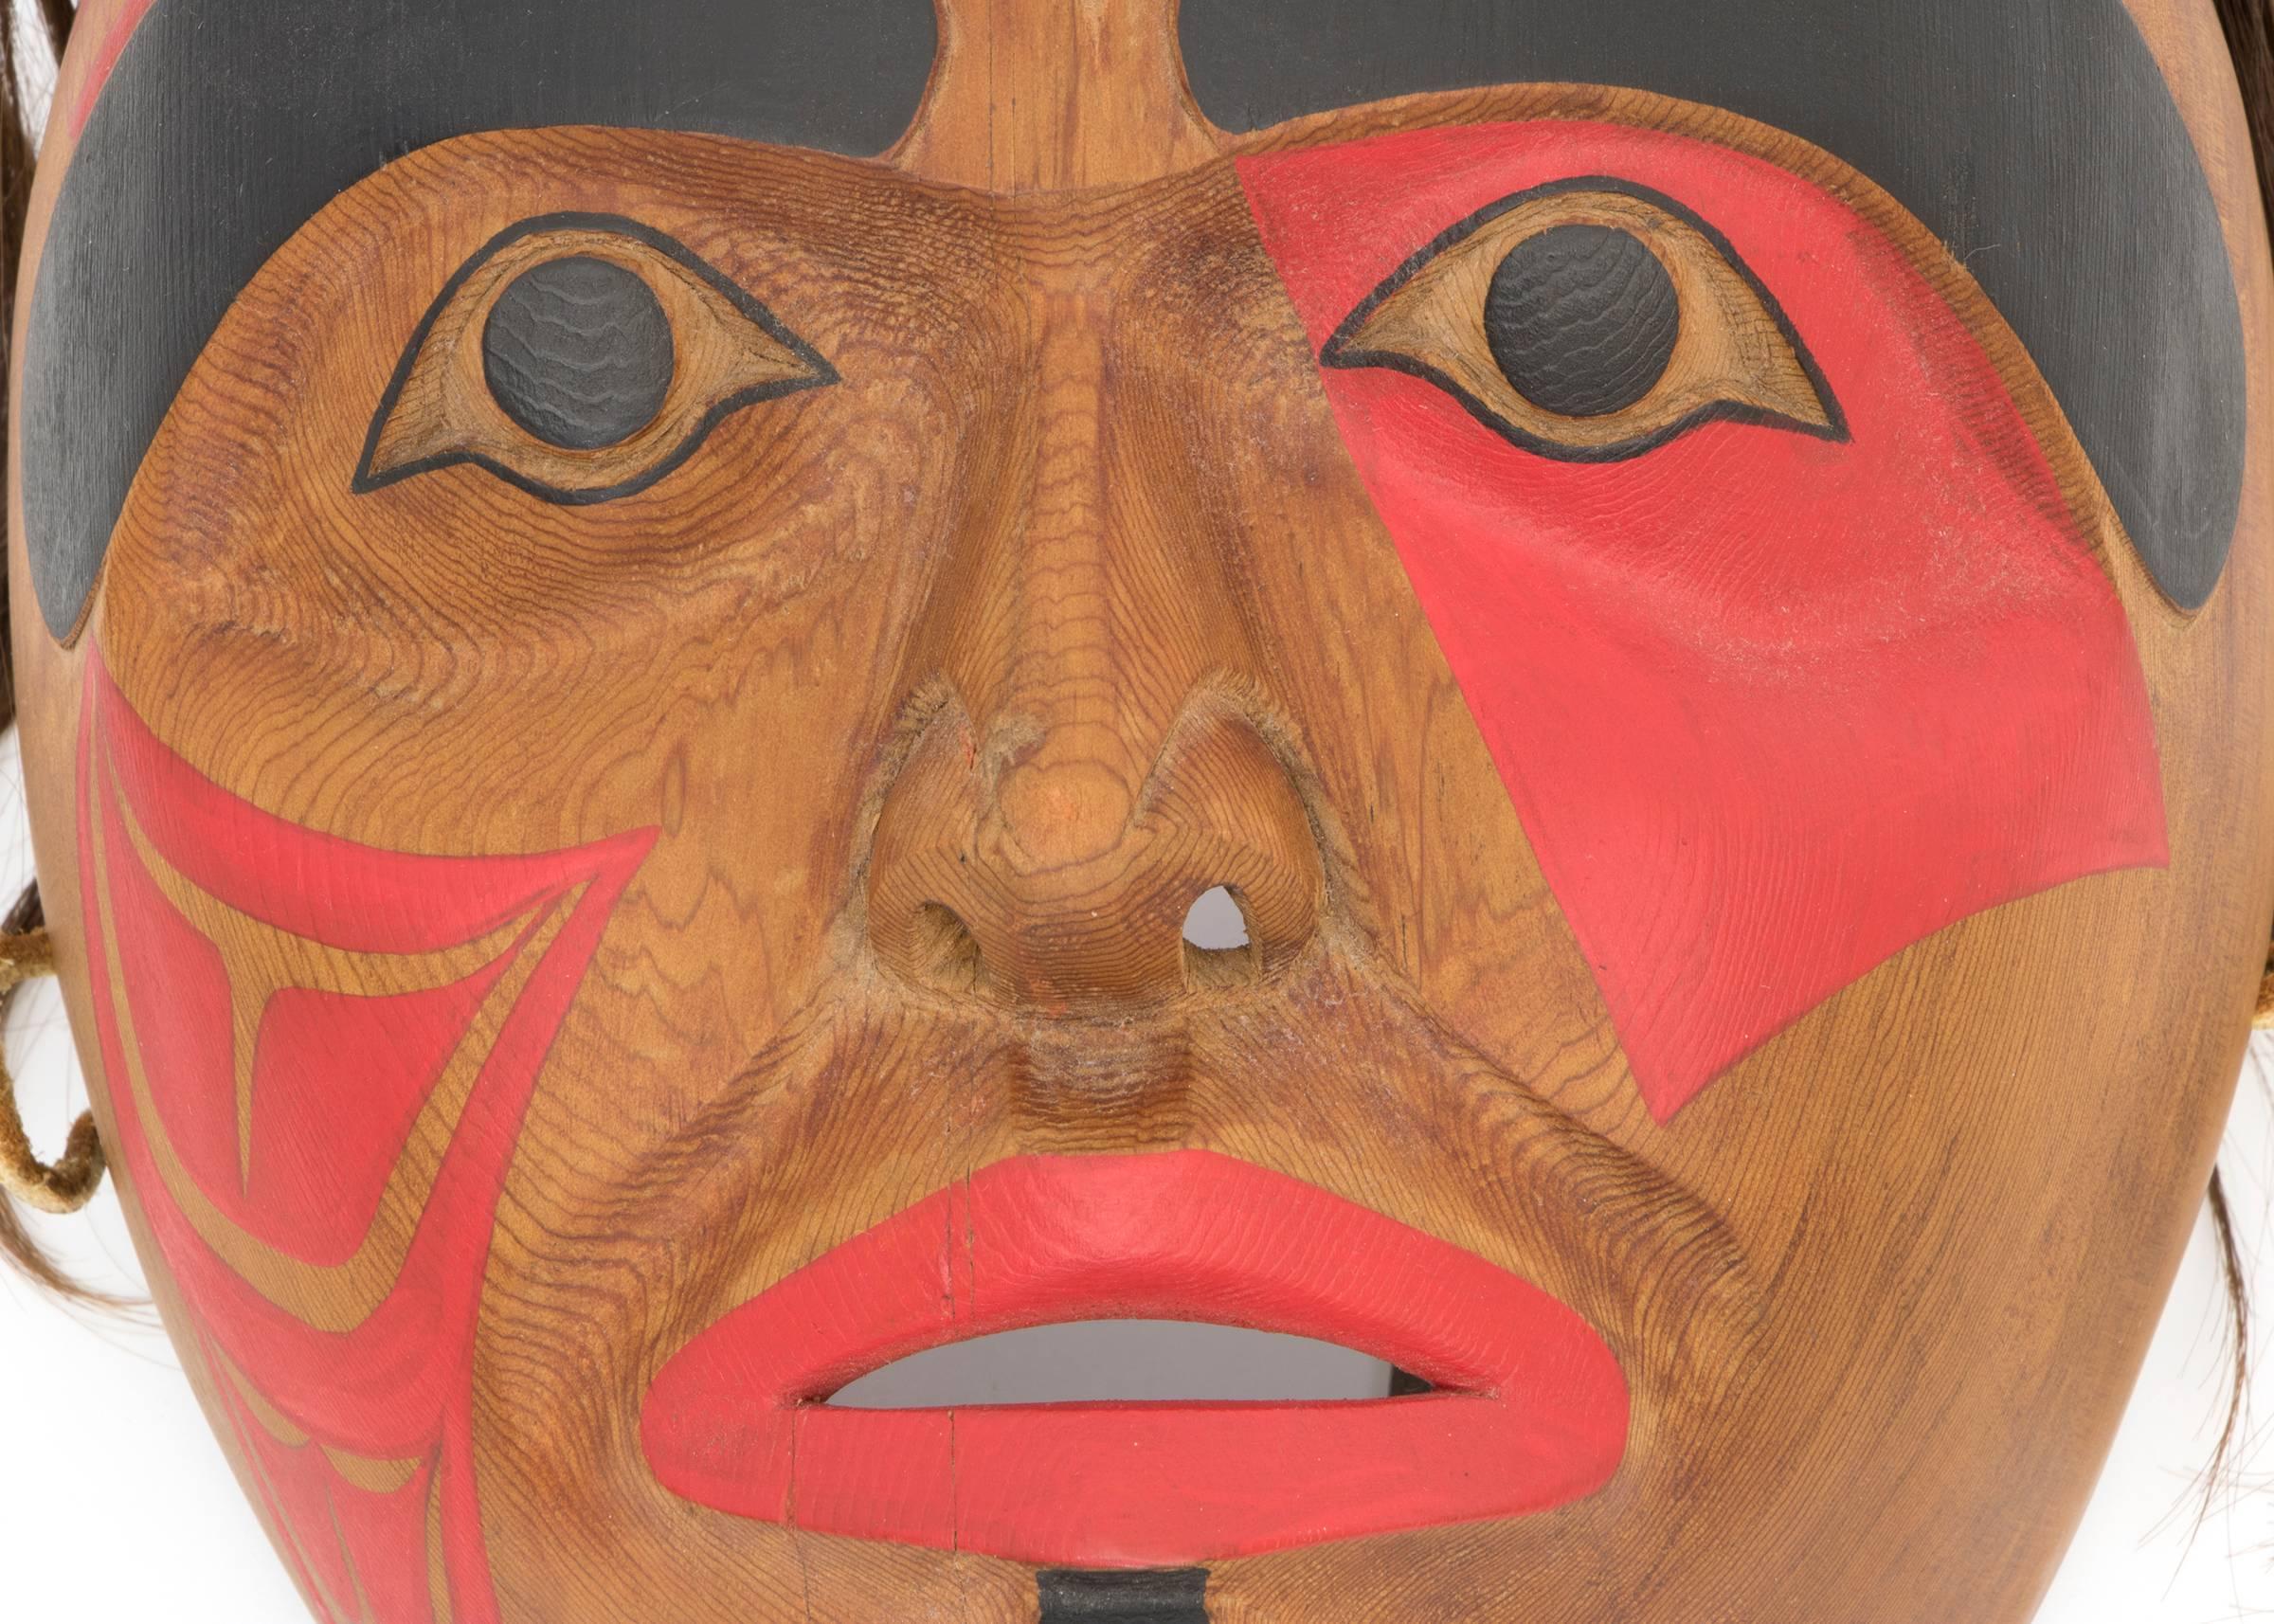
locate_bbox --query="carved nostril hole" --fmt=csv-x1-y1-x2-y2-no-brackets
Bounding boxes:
1182,886,1250,950
1182,885,1261,990
912,902,986,995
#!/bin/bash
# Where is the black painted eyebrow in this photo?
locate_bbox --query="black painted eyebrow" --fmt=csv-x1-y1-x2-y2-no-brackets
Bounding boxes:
1181,0,2247,616
21,0,935,639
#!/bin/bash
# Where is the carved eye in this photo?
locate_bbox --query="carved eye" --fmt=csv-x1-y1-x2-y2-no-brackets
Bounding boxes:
1322,178,1845,462
356,213,836,503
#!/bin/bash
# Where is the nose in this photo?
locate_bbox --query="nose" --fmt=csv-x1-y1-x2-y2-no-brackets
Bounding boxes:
864,227,1322,1016
868,687,1321,1014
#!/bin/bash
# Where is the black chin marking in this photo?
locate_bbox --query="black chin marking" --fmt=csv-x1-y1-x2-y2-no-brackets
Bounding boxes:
1182,0,2247,613
1038,1569,1211,1624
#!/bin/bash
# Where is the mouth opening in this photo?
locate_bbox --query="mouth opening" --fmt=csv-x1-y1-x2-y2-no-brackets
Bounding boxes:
826,1319,1435,1408
640,1151,1630,1565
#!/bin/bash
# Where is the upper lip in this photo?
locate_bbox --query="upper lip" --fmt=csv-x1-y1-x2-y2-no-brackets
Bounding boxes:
639,1147,1630,1566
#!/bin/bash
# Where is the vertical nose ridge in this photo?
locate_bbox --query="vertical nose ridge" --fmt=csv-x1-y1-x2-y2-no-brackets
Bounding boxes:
917,268,1206,866
988,276,1146,865
865,228,1322,1012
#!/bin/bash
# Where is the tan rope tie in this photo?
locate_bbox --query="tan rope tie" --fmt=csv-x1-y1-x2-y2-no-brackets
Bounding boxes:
0,929,105,1215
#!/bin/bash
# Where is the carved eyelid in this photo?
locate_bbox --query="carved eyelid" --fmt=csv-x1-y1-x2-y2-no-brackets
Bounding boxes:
1320,176,1848,463
354,211,838,505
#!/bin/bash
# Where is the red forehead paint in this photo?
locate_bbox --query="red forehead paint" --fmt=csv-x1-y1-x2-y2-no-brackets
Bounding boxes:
1237,122,2166,1120
78,647,655,1624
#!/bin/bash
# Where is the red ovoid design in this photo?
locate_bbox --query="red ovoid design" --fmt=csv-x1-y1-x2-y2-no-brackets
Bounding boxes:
1237,123,2167,1119
78,646,655,1624
641,1150,1629,1566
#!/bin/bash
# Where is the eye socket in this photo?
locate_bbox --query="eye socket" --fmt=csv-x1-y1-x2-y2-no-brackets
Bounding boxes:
356,212,837,504
1322,178,1846,462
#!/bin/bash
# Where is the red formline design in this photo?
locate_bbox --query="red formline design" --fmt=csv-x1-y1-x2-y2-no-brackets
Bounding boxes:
79,645,657,1624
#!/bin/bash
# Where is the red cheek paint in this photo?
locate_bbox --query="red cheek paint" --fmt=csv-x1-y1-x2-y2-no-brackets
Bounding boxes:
1236,121,2167,1120
641,1150,1629,1566
78,646,656,1624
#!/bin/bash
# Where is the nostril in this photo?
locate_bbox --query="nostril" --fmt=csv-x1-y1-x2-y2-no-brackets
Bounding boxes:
911,902,986,994
1182,885,1261,990
1181,886,1250,951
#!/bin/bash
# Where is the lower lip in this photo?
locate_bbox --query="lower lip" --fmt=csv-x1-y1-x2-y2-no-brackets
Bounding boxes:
639,1150,1628,1566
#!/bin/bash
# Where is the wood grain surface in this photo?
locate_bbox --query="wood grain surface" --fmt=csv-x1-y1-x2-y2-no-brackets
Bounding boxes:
7,1,2272,1621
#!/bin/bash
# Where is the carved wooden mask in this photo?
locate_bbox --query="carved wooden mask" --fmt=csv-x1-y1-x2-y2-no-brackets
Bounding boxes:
9,1,2272,1619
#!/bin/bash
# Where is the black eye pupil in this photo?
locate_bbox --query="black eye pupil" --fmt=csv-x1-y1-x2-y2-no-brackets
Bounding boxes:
1484,225,1679,420
481,256,676,451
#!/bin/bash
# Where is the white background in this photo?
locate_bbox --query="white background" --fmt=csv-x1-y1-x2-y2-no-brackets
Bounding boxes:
0,712,2272,1617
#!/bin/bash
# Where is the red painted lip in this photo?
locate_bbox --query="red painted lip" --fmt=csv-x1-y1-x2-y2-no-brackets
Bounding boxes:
639,1150,1628,1566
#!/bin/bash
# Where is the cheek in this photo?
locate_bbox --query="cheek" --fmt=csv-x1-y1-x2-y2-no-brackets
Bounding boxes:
76,643,655,1621
1238,124,2165,1119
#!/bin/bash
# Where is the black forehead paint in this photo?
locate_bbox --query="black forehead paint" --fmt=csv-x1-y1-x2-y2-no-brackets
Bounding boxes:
1182,0,2247,614
20,0,934,639
1038,1569,1210,1624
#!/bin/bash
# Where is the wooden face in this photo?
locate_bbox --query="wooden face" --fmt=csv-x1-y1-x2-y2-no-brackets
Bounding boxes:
9,2,2271,1621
